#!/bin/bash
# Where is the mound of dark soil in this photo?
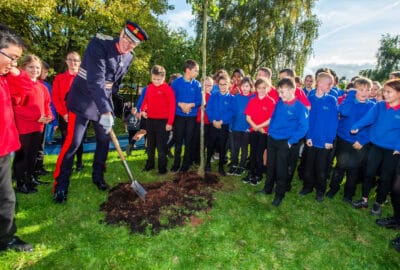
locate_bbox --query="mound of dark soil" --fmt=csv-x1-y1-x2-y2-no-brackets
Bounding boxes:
100,171,222,234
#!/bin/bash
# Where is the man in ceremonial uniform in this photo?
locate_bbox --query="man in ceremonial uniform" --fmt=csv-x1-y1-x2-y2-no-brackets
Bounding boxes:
53,21,148,203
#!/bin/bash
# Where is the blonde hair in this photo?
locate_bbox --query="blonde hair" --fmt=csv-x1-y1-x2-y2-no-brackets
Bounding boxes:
19,54,41,69
316,72,334,84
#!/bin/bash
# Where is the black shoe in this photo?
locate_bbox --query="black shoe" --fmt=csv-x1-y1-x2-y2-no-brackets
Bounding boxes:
31,175,49,185
36,168,49,176
170,165,179,172
391,236,400,252
241,175,251,184
257,188,273,195
167,150,174,158
352,198,368,209
76,163,84,172
158,168,167,175
180,166,189,173
93,181,109,191
227,166,237,175
235,167,245,176
272,196,283,206
0,237,33,252
376,216,400,229
326,189,337,199
299,188,312,196
342,197,352,204
250,175,262,186
316,194,324,202
16,184,37,194
371,202,382,216
218,167,226,176
53,190,67,204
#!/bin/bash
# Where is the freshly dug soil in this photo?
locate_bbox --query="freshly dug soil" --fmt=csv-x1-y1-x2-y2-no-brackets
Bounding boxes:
100,171,222,234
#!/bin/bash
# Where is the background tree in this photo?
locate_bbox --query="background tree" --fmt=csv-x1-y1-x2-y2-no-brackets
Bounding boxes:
192,0,319,80
360,34,400,82
0,0,196,87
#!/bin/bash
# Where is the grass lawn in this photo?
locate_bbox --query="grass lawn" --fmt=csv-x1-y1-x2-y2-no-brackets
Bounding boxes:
1,149,399,269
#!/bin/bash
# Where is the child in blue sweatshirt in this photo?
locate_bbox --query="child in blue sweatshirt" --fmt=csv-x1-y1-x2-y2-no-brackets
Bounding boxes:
205,73,235,176
327,78,375,202
300,72,338,202
228,76,255,176
352,78,400,216
262,78,309,206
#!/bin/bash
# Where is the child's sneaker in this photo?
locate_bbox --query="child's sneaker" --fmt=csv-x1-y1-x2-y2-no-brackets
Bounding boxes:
371,202,382,216
250,175,262,186
227,166,237,175
241,174,252,184
235,167,245,176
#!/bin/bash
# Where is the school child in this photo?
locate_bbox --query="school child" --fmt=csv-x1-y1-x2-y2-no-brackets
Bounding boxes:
262,78,308,206
125,106,141,156
376,87,384,101
10,54,52,193
278,68,311,109
303,74,314,96
352,79,400,215
326,78,375,203
369,81,382,103
193,76,213,165
205,73,235,176
170,59,202,172
231,68,244,95
228,76,255,176
387,160,400,252
242,78,276,185
299,72,338,202
140,65,176,174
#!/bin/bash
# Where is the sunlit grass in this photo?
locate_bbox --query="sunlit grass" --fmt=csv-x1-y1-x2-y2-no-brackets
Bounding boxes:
0,149,399,269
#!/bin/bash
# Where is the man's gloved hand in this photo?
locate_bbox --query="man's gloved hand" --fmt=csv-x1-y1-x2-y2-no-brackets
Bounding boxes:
99,113,114,134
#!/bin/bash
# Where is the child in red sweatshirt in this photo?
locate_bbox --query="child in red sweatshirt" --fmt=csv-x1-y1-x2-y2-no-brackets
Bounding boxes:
141,65,176,174
9,54,52,193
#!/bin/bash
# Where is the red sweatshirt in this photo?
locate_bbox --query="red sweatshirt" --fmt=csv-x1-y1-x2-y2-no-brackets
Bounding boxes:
244,95,276,133
196,92,210,124
295,87,311,108
0,74,21,156
141,82,176,125
8,70,52,134
52,71,76,116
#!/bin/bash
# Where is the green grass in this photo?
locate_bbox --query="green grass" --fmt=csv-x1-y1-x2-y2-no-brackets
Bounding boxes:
1,150,399,269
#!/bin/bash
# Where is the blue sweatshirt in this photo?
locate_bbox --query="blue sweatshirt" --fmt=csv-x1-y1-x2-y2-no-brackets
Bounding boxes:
337,90,374,145
306,93,338,148
231,93,255,132
351,101,400,152
206,91,235,125
269,99,309,145
171,76,202,117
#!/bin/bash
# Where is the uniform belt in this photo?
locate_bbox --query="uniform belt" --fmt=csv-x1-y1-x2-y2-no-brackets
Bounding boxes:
77,68,113,90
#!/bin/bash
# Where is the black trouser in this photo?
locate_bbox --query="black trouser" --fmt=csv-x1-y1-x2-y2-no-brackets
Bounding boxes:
34,130,46,173
193,122,210,164
264,137,290,197
248,132,267,177
145,119,169,172
13,132,43,184
172,115,197,170
362,144,399,204
230,131,249,168
329,137,370,199
59,114,84,166
0,155,17,245
391,159,400,221
303,145,332,195
206,124,229,168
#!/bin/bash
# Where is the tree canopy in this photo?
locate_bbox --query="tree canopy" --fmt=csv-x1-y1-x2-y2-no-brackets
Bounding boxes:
192,0,319,79
360,34,400,82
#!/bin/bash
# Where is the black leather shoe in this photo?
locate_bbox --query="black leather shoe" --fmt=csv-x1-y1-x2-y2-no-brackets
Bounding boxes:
0,237,33,252
272,196,283,206
316,194,324,202
376,216,400,229
53,190,67,204
94,181,109,191
36,168,49,176
218,167,226,176
391,236,400,252
16,184,37,194
326,189,337,198
31,175,49,185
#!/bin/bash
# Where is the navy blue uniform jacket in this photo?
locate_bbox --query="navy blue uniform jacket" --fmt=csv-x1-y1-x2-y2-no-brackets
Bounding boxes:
67,34,134,121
